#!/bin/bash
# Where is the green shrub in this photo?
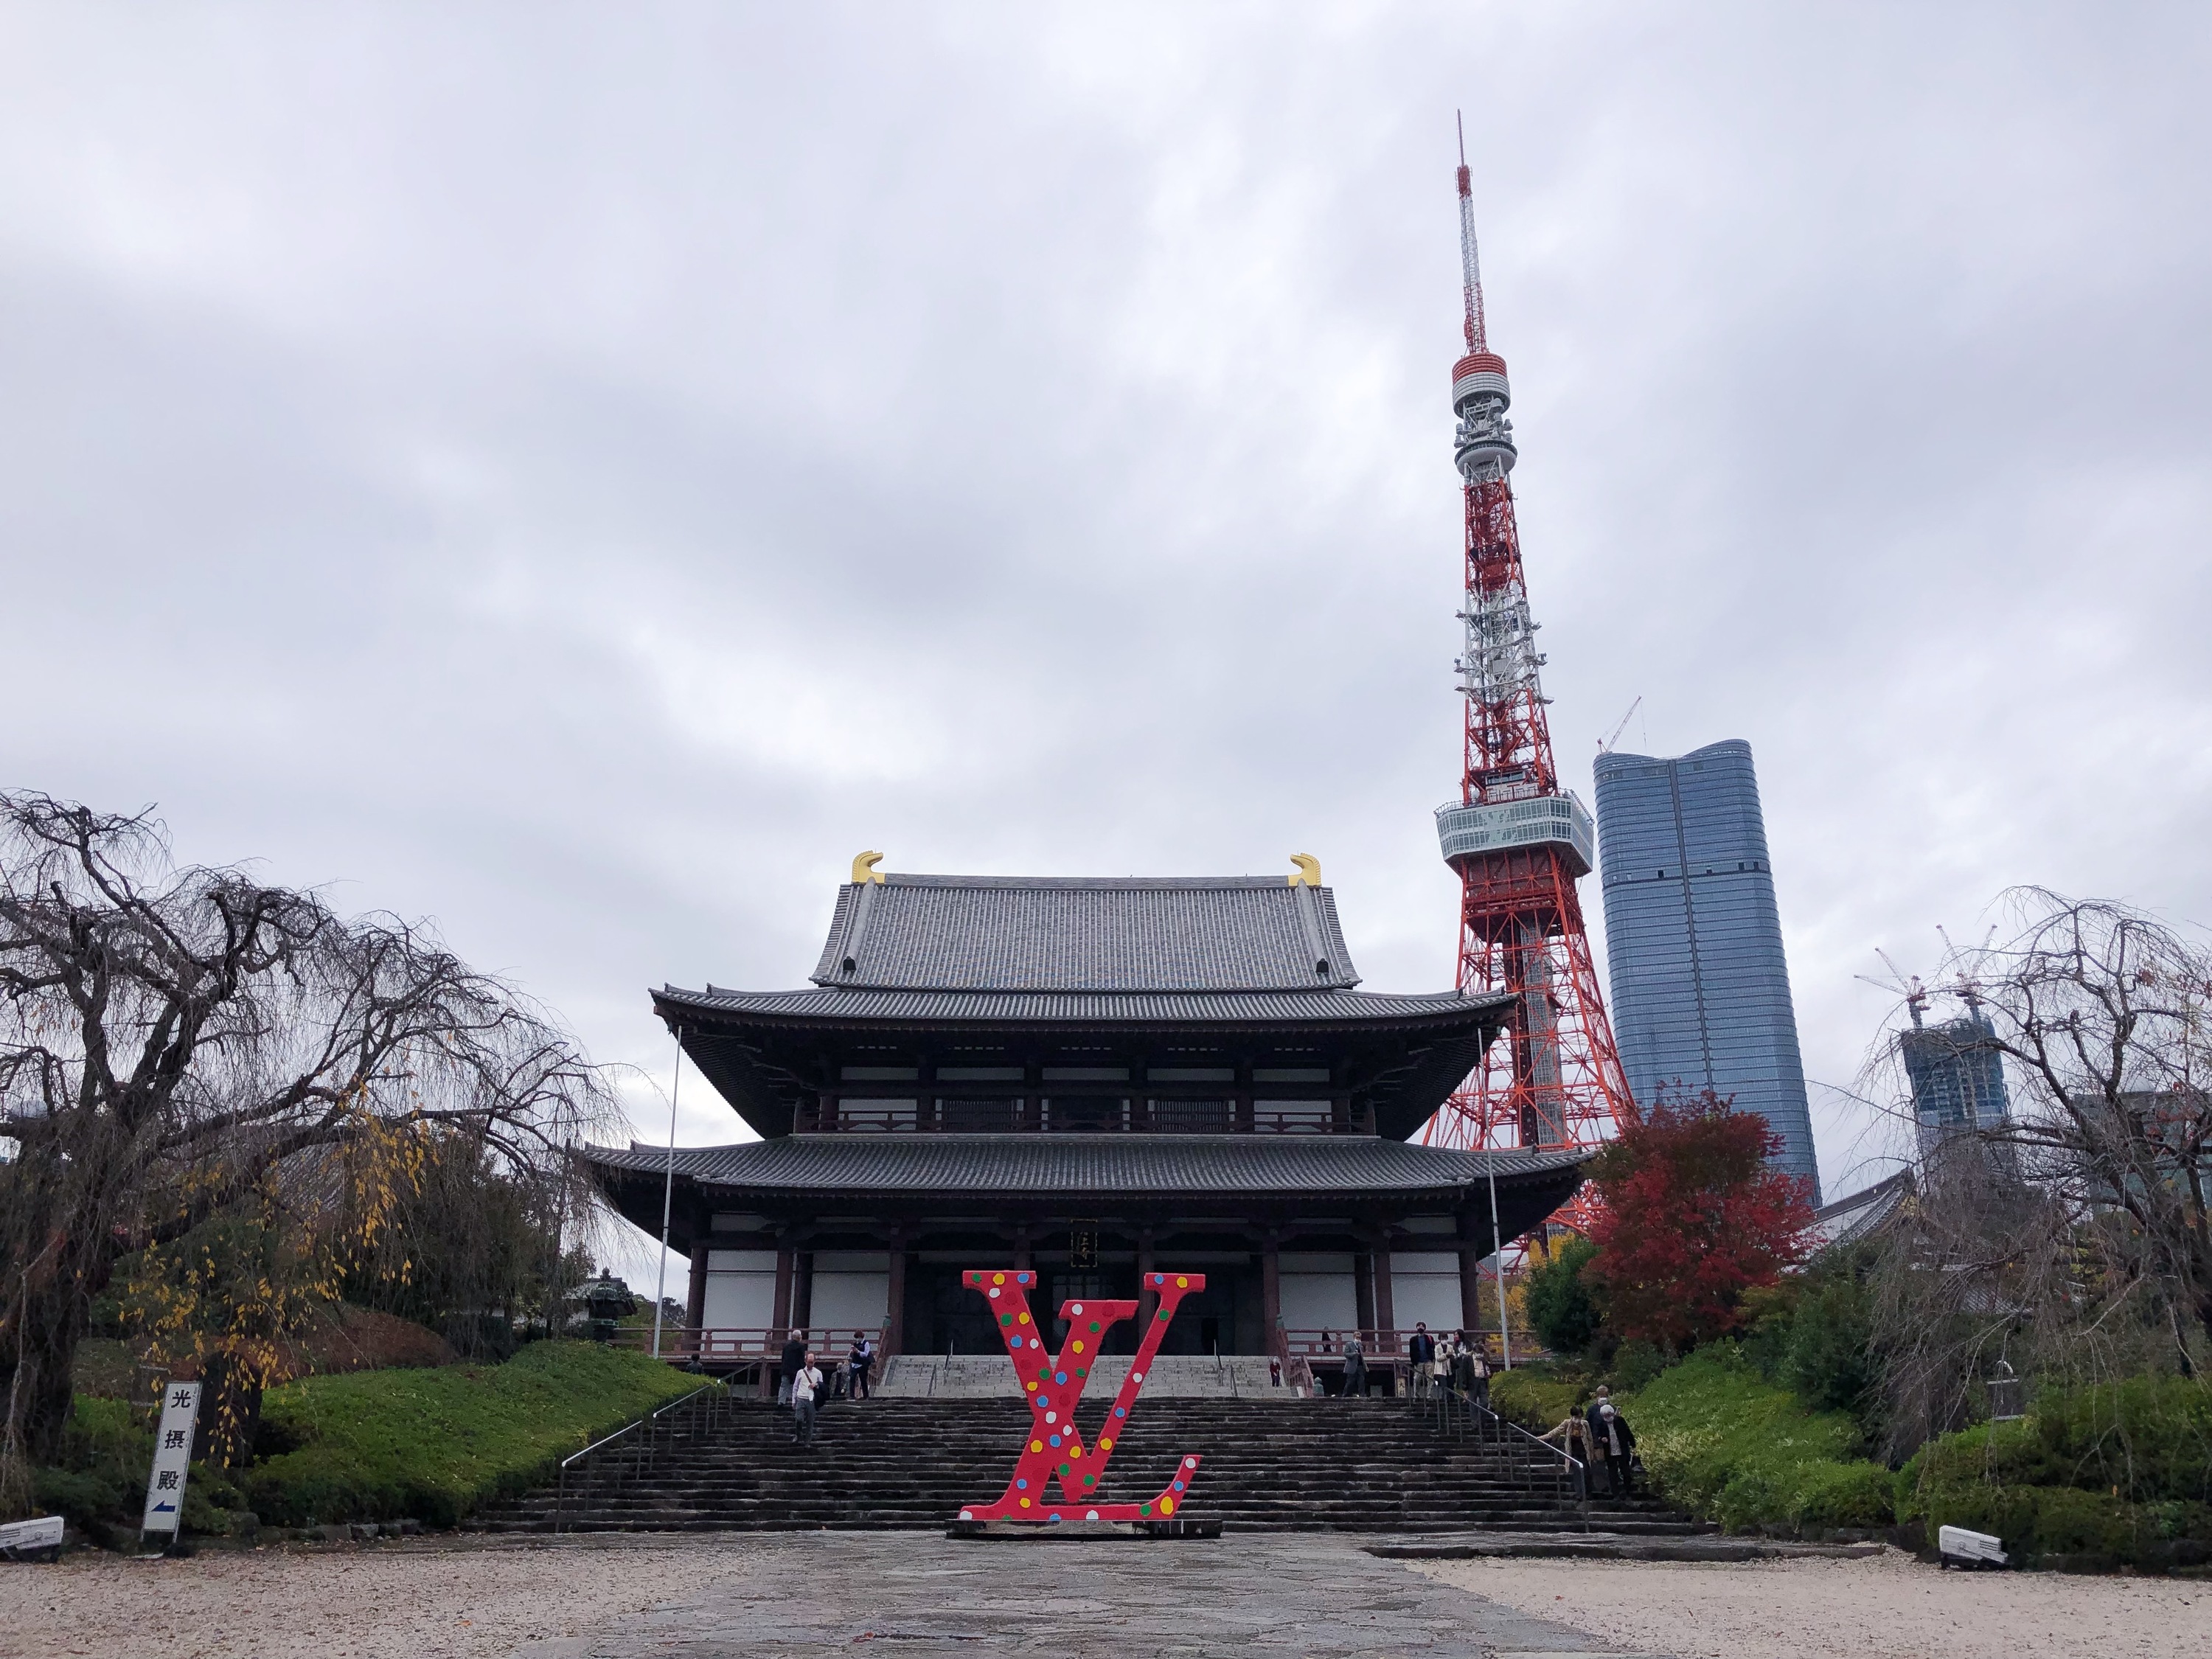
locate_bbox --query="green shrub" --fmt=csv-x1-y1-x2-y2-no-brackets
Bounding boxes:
1525,1237,1604,1357
1615,1346,1891,1532
241,1340,703,1527
1490,1368,1585,1433
2032,1375,2212,1503
1781,1273,1877,1417
1611,1340,1670,1392
1790,1459,1897,1528
33,1466,127,1528
1896,1376,2212,1566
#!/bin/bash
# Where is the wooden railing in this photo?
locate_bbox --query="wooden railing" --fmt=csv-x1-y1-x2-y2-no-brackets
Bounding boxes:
607,1326,883,1388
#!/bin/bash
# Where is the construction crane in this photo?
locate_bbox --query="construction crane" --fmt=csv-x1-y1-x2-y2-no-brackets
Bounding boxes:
1596,696,1642,754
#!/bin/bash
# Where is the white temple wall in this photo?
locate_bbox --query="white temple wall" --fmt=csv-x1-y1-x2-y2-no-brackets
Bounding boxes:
1277,1251,1359,1331
808,1251,891,1332
1389,1251,1464,1333
700,1249,776,1329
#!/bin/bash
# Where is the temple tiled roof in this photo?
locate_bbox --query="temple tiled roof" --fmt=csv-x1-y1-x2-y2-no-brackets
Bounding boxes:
587,1133,1588,1200
808,874,1362,992
661,983,1498,1026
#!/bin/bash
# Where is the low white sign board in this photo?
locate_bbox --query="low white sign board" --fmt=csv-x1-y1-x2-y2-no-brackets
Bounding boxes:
140,1381,202,1535
1938,1523,2008,1567
0,1514,64,1559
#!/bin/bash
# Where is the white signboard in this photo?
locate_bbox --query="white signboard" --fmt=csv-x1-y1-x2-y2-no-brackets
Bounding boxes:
139,1381,201,1535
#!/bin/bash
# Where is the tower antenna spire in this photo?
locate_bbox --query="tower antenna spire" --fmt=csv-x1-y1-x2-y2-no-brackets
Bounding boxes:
1455,111,1484,353
1428,131,1633,1175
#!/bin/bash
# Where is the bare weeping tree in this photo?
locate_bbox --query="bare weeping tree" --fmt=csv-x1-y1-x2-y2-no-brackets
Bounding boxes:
0,794,615,1503
1861,890,2212,1453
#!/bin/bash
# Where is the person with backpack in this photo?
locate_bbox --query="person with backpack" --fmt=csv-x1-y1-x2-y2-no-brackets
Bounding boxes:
1467,1338,1492,1413
790,1349,826,1447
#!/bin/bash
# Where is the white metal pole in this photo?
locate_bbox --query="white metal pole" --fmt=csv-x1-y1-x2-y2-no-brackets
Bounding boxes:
1486,1157,1512,1369
653,1026,684,1360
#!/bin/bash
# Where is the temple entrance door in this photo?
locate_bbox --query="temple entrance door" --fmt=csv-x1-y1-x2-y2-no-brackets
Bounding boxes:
912,1265,1004,1357
1043,1269,1138,1354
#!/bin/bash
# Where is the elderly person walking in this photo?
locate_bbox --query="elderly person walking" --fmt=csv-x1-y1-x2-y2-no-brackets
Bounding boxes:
1594,1401,1636,1495
789,1348,826,1447
1342,1333,1368,1400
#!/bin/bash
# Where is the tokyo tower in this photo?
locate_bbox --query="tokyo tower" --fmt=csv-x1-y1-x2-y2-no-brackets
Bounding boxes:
1427,126,1635,1155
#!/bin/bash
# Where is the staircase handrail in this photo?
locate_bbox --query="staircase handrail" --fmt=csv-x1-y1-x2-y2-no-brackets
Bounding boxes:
1409,1380,1588,1530
554,1382,726,1531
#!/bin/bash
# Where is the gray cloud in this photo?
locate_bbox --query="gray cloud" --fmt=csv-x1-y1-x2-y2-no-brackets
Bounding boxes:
4,4,2208,1272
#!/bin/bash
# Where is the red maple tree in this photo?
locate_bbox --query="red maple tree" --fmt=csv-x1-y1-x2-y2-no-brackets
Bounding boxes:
1582,1089,1817,1352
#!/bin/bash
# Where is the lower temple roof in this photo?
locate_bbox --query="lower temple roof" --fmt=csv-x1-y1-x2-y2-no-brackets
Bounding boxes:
586,1134,1588,1234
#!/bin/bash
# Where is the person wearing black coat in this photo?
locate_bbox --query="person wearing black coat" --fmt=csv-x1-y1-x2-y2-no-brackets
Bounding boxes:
1594,1402,1636,1496
1407,1324,1436,1399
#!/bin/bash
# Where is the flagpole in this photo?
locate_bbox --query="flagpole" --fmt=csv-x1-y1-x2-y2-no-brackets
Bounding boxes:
1486,1158,1512,1370
652,1025,683,1360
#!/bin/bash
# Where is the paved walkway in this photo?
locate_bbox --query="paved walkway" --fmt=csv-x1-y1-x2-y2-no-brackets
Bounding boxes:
512,1532,1672,1659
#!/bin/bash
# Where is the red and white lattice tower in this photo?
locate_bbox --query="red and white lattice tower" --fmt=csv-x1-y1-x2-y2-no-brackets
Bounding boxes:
1425,131,1635,1158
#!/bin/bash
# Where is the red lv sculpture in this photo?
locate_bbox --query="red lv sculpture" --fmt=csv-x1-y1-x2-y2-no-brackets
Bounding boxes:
955,1268,1206,1524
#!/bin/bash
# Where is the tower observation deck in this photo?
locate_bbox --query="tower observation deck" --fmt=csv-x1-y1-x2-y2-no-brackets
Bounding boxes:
1427,133,1635,1158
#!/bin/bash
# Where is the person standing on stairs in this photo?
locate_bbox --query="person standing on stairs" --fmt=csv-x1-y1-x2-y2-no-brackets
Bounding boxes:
1408,1324,1436,1399
1465,1336,1491,1413
1595,1402,1635,1496
1342,1332,1368,1399
848,1330,875,1400
778,1327,807,1409
790,1348,825,1447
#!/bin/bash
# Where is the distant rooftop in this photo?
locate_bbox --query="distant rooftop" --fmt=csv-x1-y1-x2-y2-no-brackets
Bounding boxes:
807,872,1361,994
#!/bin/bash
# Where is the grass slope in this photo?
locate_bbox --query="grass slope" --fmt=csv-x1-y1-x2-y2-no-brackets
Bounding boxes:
243,1340,704,1527
1618,1347,1893,1531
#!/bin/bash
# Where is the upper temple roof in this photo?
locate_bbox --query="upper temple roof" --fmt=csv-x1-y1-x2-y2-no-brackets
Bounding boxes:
807,874,1362,994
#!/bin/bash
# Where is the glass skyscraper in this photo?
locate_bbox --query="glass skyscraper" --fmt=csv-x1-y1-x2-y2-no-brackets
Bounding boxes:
1592,740,1820,1200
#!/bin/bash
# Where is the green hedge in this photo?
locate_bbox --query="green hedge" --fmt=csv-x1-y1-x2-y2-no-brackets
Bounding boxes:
242,1341,705,1528
1615,1346,1893,1532
1899,1376,2212,1567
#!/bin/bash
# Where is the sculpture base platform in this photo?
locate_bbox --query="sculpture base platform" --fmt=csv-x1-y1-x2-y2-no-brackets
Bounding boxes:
945,1518,1222,1541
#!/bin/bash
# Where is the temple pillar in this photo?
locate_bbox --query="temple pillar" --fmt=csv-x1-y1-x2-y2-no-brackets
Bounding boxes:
885,1227,910,1357
771,1242,795,1334
1457,1212,1484,1338
1259,1229,1283,1358
686,1242,710,1334
1352,1248,1376,1339
792,1251,815,1332
768,1242,796,1399
1370,1231,1397,1343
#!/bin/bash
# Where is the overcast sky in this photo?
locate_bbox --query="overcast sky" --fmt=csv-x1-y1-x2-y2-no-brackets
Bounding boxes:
6,4,2208,1278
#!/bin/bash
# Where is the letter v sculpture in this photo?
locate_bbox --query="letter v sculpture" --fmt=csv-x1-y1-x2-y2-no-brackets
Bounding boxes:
956,1268,1205,1523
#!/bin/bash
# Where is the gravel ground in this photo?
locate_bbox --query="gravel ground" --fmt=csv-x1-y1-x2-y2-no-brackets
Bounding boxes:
10,1534,2208,1659
0,1534,754,1659
1411,1552,2211,1659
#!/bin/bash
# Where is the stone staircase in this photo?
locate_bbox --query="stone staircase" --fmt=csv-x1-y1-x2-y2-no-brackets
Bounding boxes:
472,1394,1710,1535
874,1352,1281,1399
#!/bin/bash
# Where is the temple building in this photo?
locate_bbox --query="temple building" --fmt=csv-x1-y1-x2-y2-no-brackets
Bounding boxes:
586,858,1587,1370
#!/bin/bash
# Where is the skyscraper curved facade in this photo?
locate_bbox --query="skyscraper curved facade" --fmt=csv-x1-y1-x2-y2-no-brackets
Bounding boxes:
1592,740,1820,1200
